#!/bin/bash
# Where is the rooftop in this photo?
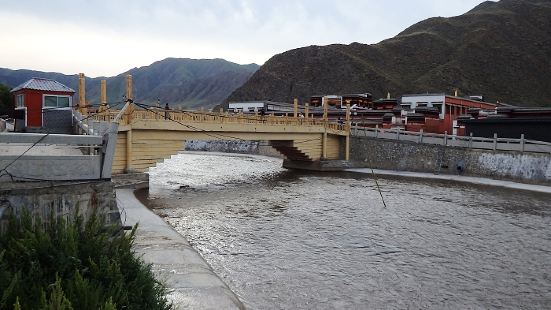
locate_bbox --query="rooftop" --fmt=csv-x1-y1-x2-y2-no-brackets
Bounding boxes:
11,78,75,93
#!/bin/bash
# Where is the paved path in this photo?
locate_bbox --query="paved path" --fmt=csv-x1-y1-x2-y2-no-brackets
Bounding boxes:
347,168,551,194
116,188,244,310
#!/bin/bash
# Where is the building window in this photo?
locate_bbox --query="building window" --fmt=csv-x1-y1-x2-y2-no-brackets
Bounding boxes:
44,95,71,108
16,94,24,108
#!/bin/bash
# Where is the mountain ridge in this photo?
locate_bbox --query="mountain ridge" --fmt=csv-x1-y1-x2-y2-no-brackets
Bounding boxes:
226,0,551,107
0,58,259,109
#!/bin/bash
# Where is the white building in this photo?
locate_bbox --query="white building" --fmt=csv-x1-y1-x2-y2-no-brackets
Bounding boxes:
401,94,446,119
228,102,266,113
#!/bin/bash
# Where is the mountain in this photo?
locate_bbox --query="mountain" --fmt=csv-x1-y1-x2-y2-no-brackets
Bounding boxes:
226,0,551,107
0,58,259,109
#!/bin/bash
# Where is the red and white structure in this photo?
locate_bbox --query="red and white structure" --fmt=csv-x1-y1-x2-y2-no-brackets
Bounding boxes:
400,94,497,134
11,78,75,128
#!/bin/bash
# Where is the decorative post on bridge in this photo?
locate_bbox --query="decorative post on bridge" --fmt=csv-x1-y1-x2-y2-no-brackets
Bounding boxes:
322,96,328,122
304,102,309,119
124,74,134,122
345,103,351,161
78,73,88,116
126,75,133,101
125,74,134,173
293,98,298,118
99,80,108,114
322,96,328,159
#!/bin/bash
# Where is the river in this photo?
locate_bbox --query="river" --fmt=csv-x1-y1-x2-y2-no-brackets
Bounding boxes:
139,152,551,309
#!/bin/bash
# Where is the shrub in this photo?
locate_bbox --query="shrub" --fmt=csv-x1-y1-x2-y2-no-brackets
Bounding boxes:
0,210,171,310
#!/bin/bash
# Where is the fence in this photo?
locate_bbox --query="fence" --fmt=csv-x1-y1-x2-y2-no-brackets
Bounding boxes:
352,126,551,154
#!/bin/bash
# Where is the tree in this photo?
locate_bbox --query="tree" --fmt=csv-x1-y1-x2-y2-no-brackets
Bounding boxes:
0,83,14,117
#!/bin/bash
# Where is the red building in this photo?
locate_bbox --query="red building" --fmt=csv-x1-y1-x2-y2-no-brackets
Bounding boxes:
11,78,75,129
310,93,373,108
310,95,342,108
400,94,497,134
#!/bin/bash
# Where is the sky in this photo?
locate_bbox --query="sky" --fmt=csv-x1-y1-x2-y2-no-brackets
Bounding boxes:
0,0,488,77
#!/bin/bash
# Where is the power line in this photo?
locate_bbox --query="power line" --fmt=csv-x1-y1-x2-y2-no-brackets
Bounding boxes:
0,101,127,181
132,102,327,146
134,101,335,125
1,100,341,182
27,101,126,115
74,101,127,122
0,133,51,176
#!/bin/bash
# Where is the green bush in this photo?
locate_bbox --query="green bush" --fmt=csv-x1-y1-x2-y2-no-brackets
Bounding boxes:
0,210,172,310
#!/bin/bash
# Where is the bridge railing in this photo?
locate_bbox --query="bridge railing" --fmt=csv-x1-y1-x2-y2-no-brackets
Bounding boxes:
73,110,113,136
91,108,348,132
352,126,551,154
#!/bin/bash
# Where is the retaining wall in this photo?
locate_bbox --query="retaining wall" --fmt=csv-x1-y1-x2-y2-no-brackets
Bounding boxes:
0,180,120,232
350,136,551,185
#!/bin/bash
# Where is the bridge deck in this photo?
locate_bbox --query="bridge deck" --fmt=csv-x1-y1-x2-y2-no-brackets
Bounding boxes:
90,108,350,174
93,109,348,134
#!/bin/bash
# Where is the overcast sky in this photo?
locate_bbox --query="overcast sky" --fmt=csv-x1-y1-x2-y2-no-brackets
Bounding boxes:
0,0,488,77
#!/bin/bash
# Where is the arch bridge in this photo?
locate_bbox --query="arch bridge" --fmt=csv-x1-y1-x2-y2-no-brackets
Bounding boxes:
89,103,351,174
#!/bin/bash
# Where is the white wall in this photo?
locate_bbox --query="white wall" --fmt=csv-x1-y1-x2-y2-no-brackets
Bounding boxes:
401,94,446,119
228,102,265,112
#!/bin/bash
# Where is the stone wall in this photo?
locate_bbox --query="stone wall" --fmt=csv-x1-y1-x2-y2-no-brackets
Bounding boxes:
0,180,120,232
350,136,551,184
43,109,73,134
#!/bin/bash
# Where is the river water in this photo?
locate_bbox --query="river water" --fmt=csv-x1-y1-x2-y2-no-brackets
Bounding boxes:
141,152,551,309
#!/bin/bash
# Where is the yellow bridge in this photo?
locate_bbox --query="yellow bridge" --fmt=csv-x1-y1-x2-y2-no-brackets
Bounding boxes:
69,74,351,175
91,104,350,174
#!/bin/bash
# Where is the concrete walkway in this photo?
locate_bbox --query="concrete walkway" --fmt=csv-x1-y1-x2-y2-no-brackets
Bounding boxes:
347,168,551,194
116,188,244,310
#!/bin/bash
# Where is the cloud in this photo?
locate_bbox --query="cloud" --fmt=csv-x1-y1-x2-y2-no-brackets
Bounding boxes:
0,0,487,76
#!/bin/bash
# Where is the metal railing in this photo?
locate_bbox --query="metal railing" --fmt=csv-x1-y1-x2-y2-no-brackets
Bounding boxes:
352,126,551,154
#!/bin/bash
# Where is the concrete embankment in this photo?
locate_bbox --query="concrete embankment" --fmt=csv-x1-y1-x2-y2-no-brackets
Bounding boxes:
347,168,551,194
0,180,120,230
350,136,551,185
116,188,244,310
184,138,551,185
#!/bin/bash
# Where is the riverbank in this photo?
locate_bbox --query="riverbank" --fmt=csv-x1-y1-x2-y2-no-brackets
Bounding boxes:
115,187,244,310
347,168,551,194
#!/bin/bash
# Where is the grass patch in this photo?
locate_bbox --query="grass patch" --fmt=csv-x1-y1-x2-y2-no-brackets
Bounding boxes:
0,210,172,310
